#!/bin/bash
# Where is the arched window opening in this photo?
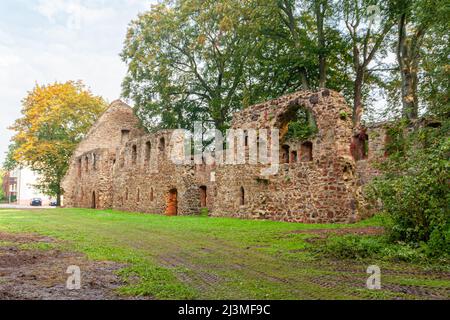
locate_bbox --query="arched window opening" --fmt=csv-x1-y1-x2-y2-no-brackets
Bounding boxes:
85,156,89,172
291,150,298,163
132,145,137,165
145,141,151,162
78,158,82,177
137,188,140,202
200,186,207,208
159,137,166,152
301,142,313,162
121,129,130,143
92,191,96,209
93,153,97,171
125,188,129,201
150,188,154,202
281,145,290,164
352,133,369,161
240,187,245,206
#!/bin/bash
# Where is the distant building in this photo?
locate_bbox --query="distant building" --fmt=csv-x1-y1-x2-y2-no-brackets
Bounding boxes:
2,171,18,202
2,168,54,205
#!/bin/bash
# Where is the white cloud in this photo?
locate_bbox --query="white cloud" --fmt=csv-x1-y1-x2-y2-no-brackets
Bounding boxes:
36,0,116,30
0,0,152,163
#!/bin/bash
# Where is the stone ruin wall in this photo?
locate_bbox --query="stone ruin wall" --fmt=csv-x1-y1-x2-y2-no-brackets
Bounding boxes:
211,89,364,223
111,130,215,216
62,101,145,208
62,90,390,223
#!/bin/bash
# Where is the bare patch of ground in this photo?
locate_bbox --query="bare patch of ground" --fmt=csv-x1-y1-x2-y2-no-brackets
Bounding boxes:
0,232,137,300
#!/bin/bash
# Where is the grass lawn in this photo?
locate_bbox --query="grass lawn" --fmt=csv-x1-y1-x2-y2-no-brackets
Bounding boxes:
0,208,448,300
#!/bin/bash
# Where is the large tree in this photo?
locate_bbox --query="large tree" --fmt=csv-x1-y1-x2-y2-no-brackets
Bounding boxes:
394,0,448,120
223,0,352,102
122,0,268,132
10,81,106,206
341,0,395,127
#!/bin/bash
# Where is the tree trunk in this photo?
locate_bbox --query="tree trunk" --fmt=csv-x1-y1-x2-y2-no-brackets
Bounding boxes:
397,13,420,120
400,61,419,119
315,0,327,88
56,191,62,207
353,68,364,128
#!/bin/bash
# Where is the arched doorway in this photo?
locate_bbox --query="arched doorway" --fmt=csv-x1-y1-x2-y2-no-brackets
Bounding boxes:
92,191,96,209
199,186,207,208
166,188,178,216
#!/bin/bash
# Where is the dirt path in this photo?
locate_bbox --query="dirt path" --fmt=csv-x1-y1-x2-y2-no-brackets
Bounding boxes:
0,232,132,300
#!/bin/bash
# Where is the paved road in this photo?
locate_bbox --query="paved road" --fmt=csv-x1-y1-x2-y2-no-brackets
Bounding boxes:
0,204,56,209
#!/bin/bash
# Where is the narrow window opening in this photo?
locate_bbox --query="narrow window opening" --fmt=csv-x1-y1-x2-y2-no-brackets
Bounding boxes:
352,133,369,161
93,154,97,171
301,142,313,162
78,158,82,177
301,141,313,162
159,137,166,152
132,145,137,165
145,141,151,162
281,145,290,164
240,187,245,206
200,186,207,208
150,188,154,202
291,150,298,163
121,129,130,143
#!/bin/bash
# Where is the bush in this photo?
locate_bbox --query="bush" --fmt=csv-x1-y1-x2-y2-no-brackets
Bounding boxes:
367,120,450,257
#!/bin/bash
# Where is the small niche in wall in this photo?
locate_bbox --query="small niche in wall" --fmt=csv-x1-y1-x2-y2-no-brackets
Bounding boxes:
121,129,130,144
93,153,97,171
240,187,245,206
78,158,82,177
145,141,151,162
281,145,290,164
159,137,166,152
300,142,313,162
291,150,298,163
150,188,154,202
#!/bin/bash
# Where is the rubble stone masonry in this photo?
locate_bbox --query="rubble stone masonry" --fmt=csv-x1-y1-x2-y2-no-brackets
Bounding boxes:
62,90,387,223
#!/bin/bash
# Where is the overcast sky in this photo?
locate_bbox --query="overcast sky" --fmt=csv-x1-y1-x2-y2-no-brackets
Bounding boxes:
0,0,153,163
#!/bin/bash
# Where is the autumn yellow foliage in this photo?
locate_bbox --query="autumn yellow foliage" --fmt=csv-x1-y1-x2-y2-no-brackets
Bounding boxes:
9,81,106,204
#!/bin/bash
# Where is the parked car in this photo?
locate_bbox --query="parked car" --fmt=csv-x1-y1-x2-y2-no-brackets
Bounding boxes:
30,198,42,206
50,201,58,207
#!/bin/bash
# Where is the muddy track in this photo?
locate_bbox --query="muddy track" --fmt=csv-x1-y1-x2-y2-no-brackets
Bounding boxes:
0,232,138,300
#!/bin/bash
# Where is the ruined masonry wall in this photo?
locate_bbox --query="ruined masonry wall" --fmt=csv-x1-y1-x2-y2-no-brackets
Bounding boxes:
62,90,388,223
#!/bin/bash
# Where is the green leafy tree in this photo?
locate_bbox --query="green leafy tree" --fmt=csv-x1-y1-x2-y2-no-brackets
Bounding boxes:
393,0,449,120
0,170,4,201
340,0,396,127
9,81,107,206
3,143,19,171
122,0,269,132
